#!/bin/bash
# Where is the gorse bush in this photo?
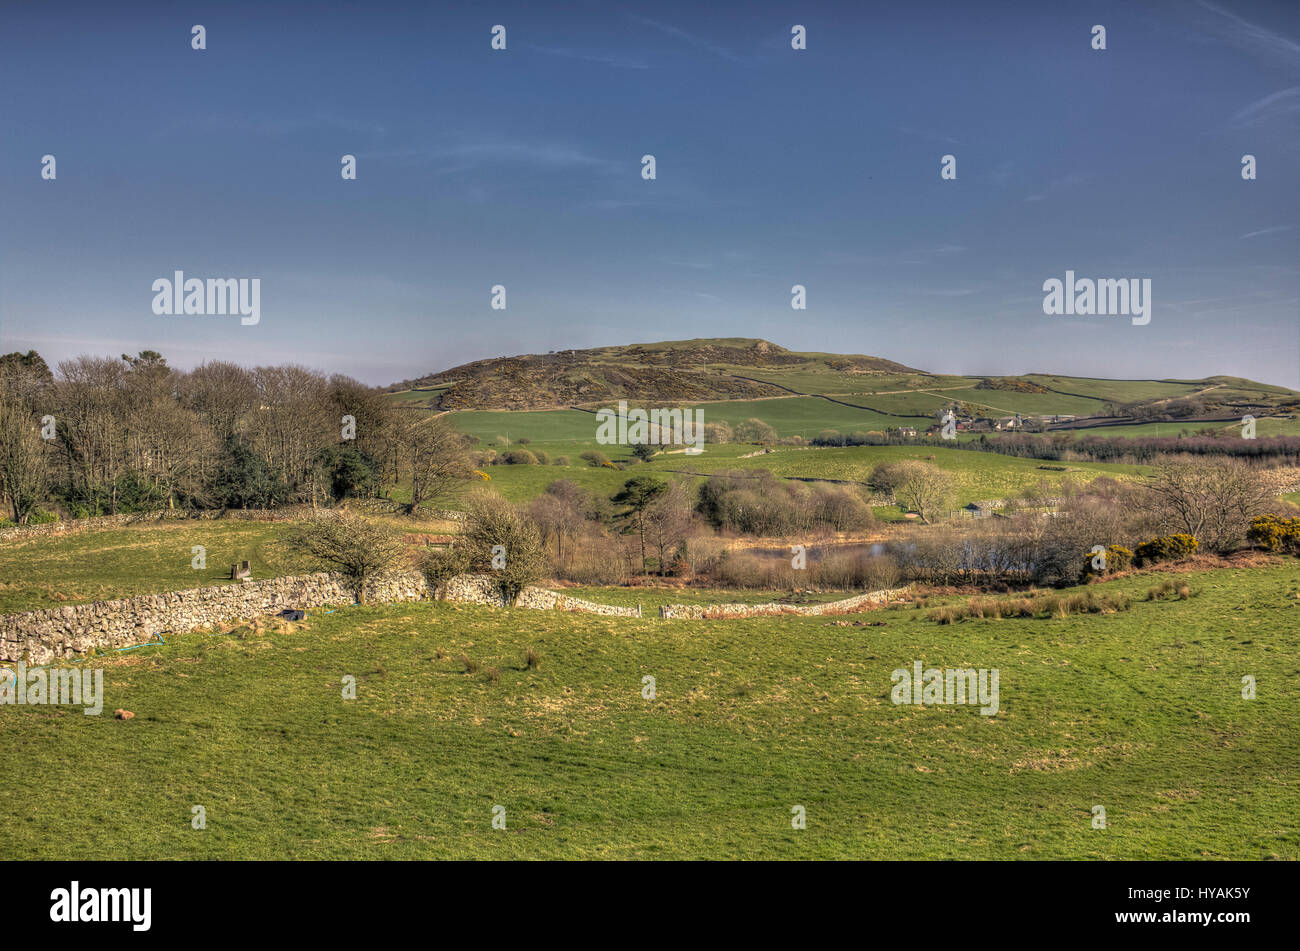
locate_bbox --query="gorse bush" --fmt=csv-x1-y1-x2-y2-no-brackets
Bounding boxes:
1134,533,1198,566
1083,544,1134,577
1247,514,1300,554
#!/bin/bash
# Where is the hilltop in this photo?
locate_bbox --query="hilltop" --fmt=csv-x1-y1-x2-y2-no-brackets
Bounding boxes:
386,338,920,411
385,338,1300,434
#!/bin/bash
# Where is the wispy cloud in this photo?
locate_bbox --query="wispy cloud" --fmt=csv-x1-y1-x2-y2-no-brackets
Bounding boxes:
1230,86,1300,127
525,44,650,70
626,13,741,62
1195,0,1300,72
360,141,623,177
1240,225,1295,239
1022,171,1092,203
898,126,961,146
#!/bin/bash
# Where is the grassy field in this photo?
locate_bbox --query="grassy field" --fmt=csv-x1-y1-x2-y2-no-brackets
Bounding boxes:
0,515,456,615
0,441,1144,614
3,563,1296,859
474,444,1151,507
0,522,315,615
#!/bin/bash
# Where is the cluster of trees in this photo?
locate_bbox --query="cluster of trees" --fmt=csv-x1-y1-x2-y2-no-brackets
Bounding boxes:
950,432,1300,466
879,462,1286,588
697,469,874,535
0,350,472,524
289,458,1292,601
1118,397,1207,420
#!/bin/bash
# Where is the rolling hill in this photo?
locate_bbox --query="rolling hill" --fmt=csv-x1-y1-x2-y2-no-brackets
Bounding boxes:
386,338,1300,438
386,338,919,411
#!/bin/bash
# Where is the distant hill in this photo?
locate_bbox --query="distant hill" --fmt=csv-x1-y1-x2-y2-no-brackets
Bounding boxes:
385,338,1300,431
387,338,919,411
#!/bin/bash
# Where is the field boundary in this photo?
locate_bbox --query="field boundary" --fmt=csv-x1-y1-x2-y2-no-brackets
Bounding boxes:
659,586,909,619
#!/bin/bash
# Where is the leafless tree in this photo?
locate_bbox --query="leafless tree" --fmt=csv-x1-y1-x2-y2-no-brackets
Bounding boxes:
891,461,955,524
288,511,408,604
1150,461,1274,552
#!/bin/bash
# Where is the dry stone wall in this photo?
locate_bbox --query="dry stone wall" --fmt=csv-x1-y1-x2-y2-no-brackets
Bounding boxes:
2,565,889,665
1,572,640,665
658,586,909,619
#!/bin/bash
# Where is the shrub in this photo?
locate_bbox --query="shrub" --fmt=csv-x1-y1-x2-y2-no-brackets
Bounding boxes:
288,511,407,604
460,491,548,603
1146,579,1197,601
926,589,1131,622
532,450,550,466
523,648,541,670
704,421,733,444
421,546,470,595
733,418,777,445
1083,544,1134,576
580,450,609,468
552,456,570,466
1247,514,1300,554
500,449,538,465
1134,533,1198,566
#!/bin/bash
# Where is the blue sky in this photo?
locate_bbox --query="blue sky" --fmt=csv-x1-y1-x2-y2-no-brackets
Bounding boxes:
1,0,1297,386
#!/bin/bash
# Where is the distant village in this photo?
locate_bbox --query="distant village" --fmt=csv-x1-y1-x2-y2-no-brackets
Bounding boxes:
907,408,1078,439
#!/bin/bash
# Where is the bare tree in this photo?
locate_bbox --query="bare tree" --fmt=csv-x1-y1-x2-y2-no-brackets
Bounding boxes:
288,511,408,604
460,490,548,602
399,409,471,513
891,461,955,524
643,479,698,573
0,388,50,523
1150,461,1274,552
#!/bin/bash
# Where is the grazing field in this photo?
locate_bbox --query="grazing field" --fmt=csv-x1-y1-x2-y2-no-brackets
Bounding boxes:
1062,416,1300,439
0,522,314,615
0,515,456,615
3,564,1296,859
450,408,601,444
1021,376,1204,403
459,444,1152,506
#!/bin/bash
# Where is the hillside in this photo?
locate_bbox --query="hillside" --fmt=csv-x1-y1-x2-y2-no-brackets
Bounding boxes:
387,338,919,411
386,338,1300,435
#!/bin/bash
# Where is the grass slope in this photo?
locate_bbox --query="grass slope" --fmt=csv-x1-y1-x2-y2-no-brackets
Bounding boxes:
3,565,1296,859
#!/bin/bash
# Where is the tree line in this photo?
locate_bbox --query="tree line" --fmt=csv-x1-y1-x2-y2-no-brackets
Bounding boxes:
0,350,471,524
